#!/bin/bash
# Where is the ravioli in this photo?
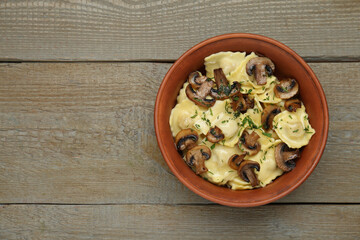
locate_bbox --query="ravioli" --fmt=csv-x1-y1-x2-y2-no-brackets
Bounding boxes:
201,144,244,186
205,51,246,78
169,98,200,137
273,104,315,148
169,51,315,190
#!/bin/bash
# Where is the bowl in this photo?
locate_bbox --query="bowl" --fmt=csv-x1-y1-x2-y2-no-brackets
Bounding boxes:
154,33,329,207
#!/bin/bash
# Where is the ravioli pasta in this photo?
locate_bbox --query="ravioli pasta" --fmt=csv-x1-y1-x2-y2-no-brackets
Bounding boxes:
169,51,315,190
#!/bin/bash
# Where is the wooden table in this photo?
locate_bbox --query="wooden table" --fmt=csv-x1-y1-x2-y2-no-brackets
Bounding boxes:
0,1,359,239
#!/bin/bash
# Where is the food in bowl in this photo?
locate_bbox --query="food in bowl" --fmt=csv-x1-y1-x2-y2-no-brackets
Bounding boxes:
169,51,315,190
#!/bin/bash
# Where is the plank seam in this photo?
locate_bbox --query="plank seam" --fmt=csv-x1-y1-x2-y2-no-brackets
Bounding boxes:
0,58,360,64
0,203,358,206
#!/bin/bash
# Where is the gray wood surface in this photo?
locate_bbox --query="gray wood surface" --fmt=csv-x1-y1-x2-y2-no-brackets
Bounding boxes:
0,62,358,204
0,204,359,239
1,1,359,238
0,0,359,61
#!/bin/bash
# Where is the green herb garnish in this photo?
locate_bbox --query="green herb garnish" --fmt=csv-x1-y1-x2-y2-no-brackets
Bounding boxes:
190,110,198,118
262,132,272,137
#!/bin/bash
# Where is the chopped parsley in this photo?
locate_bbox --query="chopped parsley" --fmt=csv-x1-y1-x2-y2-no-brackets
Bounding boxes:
225,101,232,114
304,126,313,133
208,170,214,175
195,124,200,129
194,97,203,103
241,115,260,129
261,150,268,163
281,86,289,92
293,129,299,133
238,143,244,151
262,132,272,137
201,112,211,126
233,111,241,119
288,115,293,119
210,143,216,150
190,110,198,118
209,108,213,116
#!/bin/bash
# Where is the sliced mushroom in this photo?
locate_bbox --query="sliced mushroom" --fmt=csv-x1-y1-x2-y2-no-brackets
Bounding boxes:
275,143,300,172
175,129,199,153
239,131,261,156
228,153,246,170
210,68,241,100
261,105,281,130
246,57,275,85
186,79,216,108
274,78,299,99
237,160,260,187
231,92,254,113
186,145,211,175
285,99,302,112
206,126,225,143
188,71,208,90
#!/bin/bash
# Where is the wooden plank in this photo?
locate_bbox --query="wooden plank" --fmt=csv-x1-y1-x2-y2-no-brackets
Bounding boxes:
0,62,359,204
0,204,359,239
0,0,359,61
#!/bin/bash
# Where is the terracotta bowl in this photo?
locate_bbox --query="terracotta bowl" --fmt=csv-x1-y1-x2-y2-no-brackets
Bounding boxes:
154,33,329,207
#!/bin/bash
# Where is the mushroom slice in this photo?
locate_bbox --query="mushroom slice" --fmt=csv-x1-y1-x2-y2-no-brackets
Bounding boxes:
275,143,300,172
239,131,261,156
210,68,241,100
186,145,211,175
175,128,199,152
228,153,246,170
231,92,254,113
274,78,299,99
261,105,281,130
246,57,275,85
186,79,216,108
285,99,302,112
206,126,225,143
237,160,261,187
188,71,208,90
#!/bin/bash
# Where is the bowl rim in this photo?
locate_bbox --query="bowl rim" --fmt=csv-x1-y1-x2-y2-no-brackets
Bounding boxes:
154,33,329,207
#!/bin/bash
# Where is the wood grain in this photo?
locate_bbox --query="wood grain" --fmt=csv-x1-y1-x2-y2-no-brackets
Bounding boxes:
0,0,359,61
0,62,359,204
0,204,359,240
